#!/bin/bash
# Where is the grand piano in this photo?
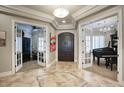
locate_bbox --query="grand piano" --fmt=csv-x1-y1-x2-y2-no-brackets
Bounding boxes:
92,33,118,66
93,47,117,65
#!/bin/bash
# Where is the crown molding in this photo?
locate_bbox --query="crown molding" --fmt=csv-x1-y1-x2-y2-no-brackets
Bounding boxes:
53,18,76,30
0,5,75,30
57,24,75,30
0,5,110,30
72,5,109,21
72,5,96,18
0,5,54,22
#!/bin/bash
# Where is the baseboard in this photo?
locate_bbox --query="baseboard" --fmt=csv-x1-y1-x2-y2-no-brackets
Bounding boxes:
55,58,58,62
0,71,13,77
74,59,77,63
46,59,56,68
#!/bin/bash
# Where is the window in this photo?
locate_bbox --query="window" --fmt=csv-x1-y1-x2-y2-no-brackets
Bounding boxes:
85,35,105,53
93,36,104,49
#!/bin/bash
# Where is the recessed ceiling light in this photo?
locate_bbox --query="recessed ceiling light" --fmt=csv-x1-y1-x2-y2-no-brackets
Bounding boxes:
62,20,66,23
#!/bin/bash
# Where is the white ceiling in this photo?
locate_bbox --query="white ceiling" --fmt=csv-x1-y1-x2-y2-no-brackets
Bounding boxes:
0,5,109,30
83,16,118,31
21,5,84,25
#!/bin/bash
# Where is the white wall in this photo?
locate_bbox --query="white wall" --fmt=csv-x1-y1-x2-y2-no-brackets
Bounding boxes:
0,14,12,73
56,30,77,62
46,25,56,67
0,13,56,74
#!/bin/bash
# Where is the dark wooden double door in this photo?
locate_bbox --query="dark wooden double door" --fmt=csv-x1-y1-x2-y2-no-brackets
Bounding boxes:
58,32,74,61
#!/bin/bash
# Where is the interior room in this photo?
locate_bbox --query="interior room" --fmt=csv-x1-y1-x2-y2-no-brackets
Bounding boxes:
16,23,46,72
83,16,118,81
0,5,124,87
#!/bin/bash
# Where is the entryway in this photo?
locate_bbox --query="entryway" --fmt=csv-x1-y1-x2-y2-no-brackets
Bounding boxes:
14,22,47,73
58,32,74,61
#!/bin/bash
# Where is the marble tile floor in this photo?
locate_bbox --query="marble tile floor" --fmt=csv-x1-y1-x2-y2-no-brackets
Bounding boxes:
85,60,117,81
0,62,121,87
18,60,43,72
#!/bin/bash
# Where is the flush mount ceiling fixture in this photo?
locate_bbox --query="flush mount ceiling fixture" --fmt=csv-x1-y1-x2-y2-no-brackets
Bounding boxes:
53,7,69,18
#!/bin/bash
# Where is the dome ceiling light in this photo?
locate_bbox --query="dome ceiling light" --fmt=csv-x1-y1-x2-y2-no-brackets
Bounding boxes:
53,8,69,18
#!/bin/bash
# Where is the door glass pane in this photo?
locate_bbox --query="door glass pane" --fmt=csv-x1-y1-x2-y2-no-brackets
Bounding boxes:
16,28,22,67
92,36,105,49
38,29,46,63
16,37,22,52
85,36,91,57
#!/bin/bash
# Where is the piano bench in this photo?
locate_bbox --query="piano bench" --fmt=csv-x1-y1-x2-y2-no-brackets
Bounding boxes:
106,58,117,71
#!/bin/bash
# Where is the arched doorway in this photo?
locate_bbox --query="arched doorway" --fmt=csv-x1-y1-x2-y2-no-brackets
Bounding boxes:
58,32,74,61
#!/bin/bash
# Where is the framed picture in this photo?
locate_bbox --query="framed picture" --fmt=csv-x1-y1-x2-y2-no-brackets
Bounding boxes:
50,33,56,52
0,31,6,47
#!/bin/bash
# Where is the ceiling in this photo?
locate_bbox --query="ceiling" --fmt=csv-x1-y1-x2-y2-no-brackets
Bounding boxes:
83,16,118,32
0,5,110,30
21,5,85,25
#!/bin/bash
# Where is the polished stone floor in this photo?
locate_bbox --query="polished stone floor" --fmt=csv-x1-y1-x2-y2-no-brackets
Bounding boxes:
19,60,43,72
85,60,117,81
0,62,121,87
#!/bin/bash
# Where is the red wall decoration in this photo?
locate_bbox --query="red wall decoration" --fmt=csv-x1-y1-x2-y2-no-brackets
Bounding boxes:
50,33,56,52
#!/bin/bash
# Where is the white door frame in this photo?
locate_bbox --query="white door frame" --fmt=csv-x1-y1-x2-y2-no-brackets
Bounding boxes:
12,19,49,74
78,6,123,85
15,27,23,72
56,30,77,62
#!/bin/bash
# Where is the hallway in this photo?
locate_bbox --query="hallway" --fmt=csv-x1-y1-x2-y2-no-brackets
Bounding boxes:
0,62,120,87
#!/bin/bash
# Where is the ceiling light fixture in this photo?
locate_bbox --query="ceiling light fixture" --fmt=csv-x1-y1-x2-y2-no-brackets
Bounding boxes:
53,8,69,18
62,20,66,23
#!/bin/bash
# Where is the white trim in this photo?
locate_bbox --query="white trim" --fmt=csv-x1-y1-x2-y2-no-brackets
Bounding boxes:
57,24,75,30
12,20,15,74
1,5,54,22
74,59,78,63
0,5,109,30
0,71,13,77
72,6,96,18
78,6,123,85
78,24,84,69
72,5,109,21
0,5,75,30
45,26,49,68
12,19,49,74
117,8,123,83
78,6,120,26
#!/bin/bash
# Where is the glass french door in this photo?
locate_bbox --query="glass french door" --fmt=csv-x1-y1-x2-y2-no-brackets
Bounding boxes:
81,27,93,68
15,25,23,72
37,28,46,66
